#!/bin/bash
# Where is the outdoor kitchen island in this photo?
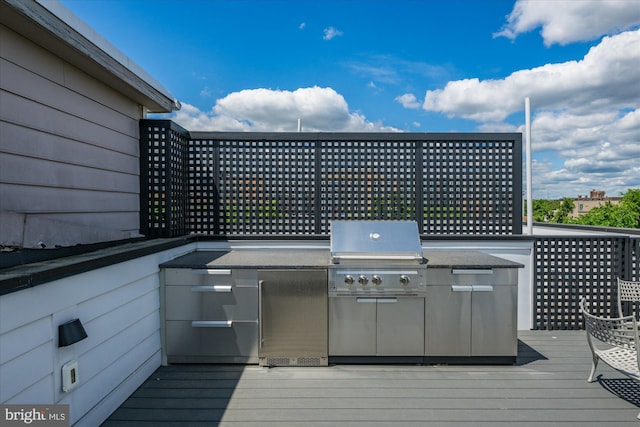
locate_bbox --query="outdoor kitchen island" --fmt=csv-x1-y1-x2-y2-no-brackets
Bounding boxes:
160,246,523,366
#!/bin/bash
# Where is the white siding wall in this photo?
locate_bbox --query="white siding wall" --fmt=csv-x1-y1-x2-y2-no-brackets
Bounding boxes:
0,243,195,426
0,23,143,246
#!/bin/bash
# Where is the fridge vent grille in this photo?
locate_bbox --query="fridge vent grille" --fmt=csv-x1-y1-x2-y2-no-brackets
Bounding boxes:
260,357,328,367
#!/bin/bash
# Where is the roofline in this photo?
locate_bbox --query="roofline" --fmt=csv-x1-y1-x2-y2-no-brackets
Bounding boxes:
1,0,180,113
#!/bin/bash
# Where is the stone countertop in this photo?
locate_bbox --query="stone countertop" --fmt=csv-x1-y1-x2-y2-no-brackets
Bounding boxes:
159,249,331,269
160,249,523,269
423,250,523,269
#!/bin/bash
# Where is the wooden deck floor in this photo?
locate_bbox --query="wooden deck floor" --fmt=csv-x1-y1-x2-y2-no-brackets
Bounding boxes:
101,331,640,426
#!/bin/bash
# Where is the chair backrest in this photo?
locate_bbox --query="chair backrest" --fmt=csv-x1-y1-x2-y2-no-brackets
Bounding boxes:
580,298,637,351
617,278,640,317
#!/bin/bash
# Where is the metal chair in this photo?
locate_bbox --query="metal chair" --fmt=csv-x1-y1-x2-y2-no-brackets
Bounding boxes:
617,278,640,318
580,298,640,419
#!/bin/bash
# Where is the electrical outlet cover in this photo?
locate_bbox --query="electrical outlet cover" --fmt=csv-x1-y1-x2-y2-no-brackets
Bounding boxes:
62,360,79,392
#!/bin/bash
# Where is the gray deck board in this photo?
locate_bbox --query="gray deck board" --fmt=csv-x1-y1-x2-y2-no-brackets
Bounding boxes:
101,331,640,426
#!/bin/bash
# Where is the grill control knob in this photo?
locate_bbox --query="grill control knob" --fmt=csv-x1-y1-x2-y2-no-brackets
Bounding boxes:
344,275,355,285
399,275,411,285
372,275,382,285
358,275,369,285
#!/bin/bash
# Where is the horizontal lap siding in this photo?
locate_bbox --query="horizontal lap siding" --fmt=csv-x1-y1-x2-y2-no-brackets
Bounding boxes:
0,245,192,425
0,122,138,174
0,24,141,235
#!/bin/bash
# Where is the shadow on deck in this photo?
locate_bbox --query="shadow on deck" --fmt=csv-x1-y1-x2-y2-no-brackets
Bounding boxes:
101,330,640,426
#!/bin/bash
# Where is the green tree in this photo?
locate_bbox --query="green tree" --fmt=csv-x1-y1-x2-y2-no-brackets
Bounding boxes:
531,199,561,222
552,198,575,223
622,188,640,211
573,188,640,228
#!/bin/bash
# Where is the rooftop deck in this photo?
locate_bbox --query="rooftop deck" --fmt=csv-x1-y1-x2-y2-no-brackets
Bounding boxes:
102,330,640,426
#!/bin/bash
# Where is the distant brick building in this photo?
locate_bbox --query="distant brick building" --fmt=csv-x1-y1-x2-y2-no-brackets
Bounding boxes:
570,190,621,218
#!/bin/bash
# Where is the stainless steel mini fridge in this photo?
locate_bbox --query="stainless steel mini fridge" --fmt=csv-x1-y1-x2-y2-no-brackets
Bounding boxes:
258,269,328,366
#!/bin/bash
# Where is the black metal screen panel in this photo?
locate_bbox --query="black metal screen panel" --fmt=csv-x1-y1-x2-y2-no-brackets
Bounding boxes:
188,139,219,234
534,237,627,330
422,140,518,235
319,140,416,234
631,238,640,282
214,139,317,235
140,123,522,237
139,120,189,238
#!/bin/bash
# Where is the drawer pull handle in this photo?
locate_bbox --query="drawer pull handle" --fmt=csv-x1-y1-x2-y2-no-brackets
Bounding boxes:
191,285,232,293
191,320,233,328
452,269,493,275
192,269,232,275
451,285,473,292
472,285,494,292
354,298,398,303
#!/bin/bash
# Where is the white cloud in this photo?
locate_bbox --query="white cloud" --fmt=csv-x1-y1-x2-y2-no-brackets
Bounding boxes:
422,29,640,121
323,26,343,40
421,27,640,199
521,107,640,199
531,155,640,200
495,0,640,46
169,86,399,132
395,93,420,109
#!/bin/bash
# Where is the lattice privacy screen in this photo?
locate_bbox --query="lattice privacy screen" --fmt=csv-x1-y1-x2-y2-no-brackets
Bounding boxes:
139,121,189,238
140,121,522,236
423,140,516,235
533,237,635,330
631,237,640,282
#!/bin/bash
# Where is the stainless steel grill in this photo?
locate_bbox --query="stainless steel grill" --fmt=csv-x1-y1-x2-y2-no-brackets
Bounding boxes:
328,220,428,357
328,220,427,296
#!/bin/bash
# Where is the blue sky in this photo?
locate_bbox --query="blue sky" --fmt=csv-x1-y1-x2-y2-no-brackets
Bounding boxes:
59,0,640,200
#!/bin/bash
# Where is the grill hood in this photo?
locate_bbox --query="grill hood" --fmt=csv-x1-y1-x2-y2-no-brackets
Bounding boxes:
330,220,424,264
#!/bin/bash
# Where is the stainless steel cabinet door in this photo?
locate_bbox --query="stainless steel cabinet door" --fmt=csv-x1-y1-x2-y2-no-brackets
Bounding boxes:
471,285,517,356
425,285,472,356
329,297,377,355
258,270,328,358
377,297,424,356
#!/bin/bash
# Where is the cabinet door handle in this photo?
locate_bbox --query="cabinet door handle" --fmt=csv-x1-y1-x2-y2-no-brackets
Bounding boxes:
191,285,232,293
356,298,378,303
377,298,398,303
258,280,264,348
472,285,494,292
451,285,473,292
192,269,232,275
191,320,232,328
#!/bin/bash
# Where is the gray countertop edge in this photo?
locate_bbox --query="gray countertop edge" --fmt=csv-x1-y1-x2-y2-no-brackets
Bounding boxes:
159,249,524,269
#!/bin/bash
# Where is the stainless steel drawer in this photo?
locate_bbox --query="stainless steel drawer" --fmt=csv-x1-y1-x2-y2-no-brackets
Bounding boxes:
163,268,258,287
426,268,517,285
165,284,258,321
165,320,258,358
